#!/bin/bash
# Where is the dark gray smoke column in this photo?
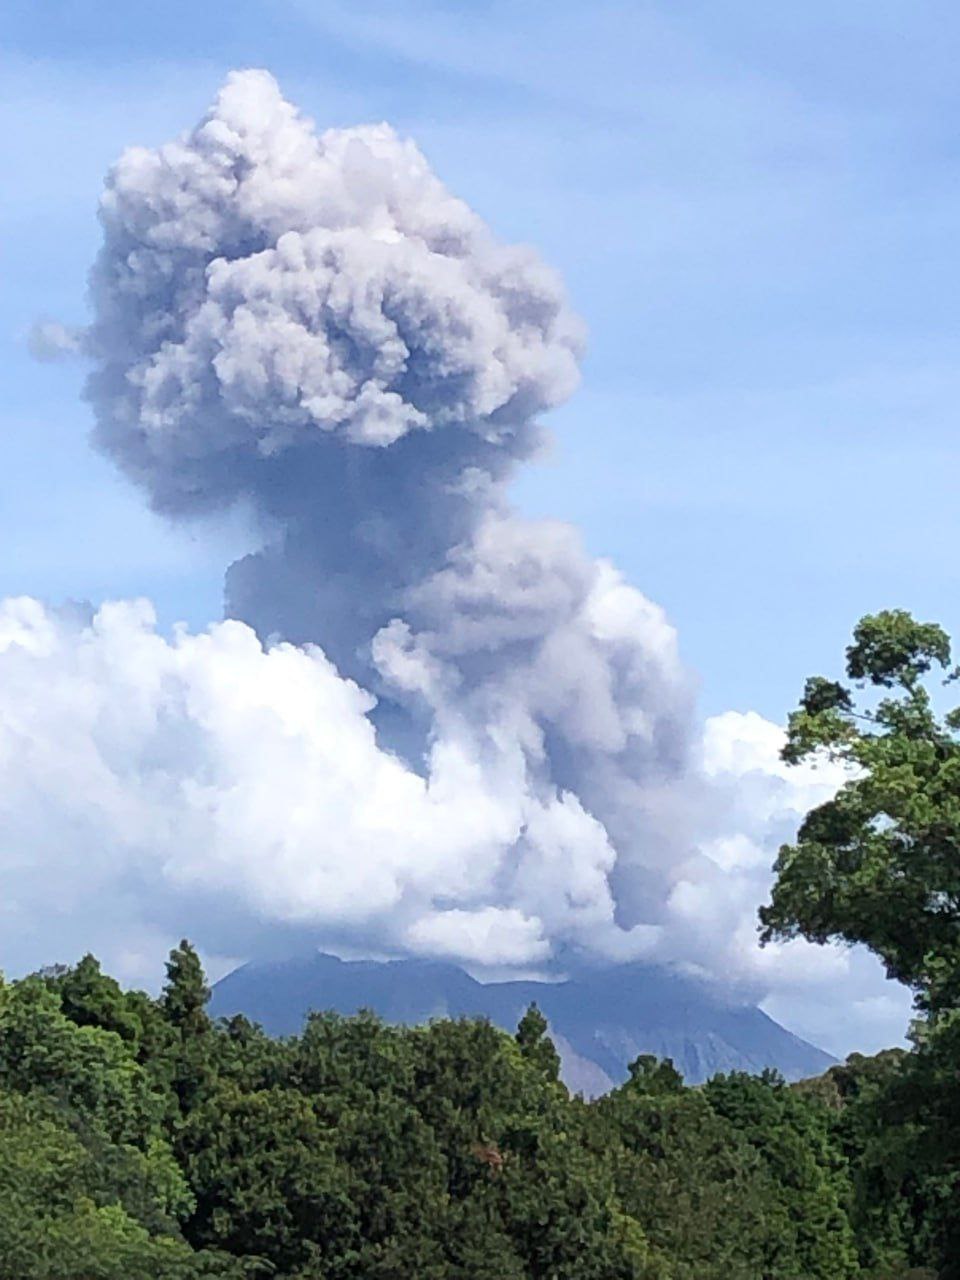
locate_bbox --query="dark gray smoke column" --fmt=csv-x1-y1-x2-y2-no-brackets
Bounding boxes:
85,70,698,967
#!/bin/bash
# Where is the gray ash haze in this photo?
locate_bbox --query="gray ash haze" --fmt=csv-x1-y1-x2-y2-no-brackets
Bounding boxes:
0,71,911,1054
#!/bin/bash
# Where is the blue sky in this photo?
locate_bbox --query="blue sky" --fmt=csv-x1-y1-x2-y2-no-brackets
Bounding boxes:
3,0,960,723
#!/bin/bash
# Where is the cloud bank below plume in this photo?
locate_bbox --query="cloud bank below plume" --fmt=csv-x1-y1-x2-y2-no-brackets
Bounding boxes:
2,70,912,1053
0,597,860,991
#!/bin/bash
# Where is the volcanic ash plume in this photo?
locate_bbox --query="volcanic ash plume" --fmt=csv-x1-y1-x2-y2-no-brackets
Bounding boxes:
54,70,706,969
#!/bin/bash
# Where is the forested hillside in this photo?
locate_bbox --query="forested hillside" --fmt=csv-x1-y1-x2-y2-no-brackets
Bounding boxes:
0,942,951,1279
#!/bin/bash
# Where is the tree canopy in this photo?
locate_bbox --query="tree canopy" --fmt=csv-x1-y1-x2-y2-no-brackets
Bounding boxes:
761,609,960,1012
0,950,919,1279
762,609,960,1276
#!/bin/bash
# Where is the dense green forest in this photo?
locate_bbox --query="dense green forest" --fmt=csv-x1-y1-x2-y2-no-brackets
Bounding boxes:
0,611,956,1280
0,946,950,1279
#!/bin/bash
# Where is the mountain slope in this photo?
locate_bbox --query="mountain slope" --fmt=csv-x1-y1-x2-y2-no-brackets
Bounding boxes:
210,952,834,1093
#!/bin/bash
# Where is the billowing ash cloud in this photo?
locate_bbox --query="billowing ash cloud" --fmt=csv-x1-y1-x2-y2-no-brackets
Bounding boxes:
86,69,582,680
77,69,699,967
90,69,579,487
3,71,912,1053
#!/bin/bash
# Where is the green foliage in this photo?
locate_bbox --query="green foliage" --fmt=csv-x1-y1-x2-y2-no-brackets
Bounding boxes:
0,974,161,1144
41,954,145,1045
164,941,212,1033
0,938,947,1277
178,1083,355,1271
762,608,960,1013
763,608,960,1278
515,1002,562,1083
624,1053,685,1095
596,1060,776,1279
704,1070,858,1278
0,1090,238,1279
163,939,216,1115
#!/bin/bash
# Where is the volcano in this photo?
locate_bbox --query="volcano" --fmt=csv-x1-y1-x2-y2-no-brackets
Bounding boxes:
210,952,834,1095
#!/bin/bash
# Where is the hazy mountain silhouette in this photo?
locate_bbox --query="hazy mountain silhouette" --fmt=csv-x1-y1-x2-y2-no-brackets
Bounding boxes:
210,953,834,1094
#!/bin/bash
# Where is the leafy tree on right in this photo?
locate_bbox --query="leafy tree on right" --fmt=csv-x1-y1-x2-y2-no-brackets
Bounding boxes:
761,609,960,1276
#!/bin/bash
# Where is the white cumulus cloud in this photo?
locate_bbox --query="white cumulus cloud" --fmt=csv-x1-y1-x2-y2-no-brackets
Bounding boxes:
0,596,911,1055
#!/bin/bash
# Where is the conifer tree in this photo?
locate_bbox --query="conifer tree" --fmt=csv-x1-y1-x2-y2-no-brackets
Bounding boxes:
162,941,212,1116
515,1003,561,1083
162,941,211,1035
